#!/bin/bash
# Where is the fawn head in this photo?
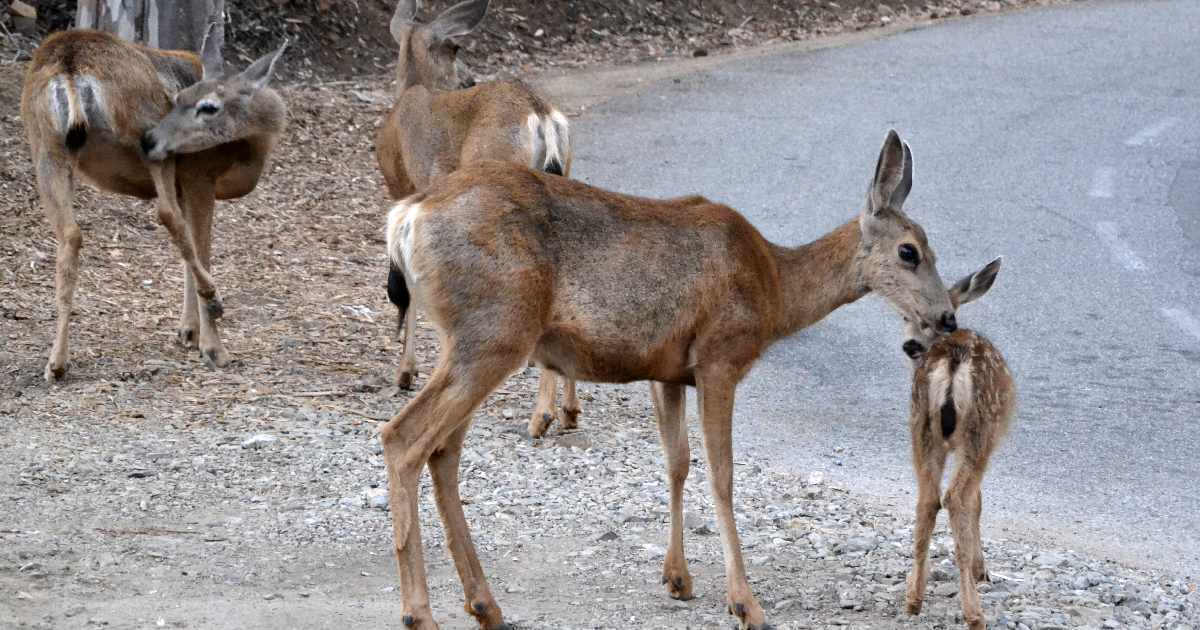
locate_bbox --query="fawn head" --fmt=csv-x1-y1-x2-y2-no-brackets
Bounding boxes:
857,130,958,338
390,0,487,92
142,31,287,161
902,257,1003,359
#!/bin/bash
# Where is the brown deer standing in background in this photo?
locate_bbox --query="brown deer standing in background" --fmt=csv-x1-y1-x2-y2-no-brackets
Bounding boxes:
21,28,287,381
379,130,958,629
376,0,581,439
902,257,1015,630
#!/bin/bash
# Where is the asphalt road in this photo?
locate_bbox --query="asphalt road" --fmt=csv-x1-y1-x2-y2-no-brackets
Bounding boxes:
568,1,1200,578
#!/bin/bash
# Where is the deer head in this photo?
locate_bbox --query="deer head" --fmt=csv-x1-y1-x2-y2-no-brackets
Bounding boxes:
855,130,958,339
902,257,1003,359
389,0,487,92
141,34,288,161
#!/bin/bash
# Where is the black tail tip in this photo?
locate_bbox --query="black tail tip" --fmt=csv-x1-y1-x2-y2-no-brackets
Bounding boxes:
543,157,564,177
65,125,87,151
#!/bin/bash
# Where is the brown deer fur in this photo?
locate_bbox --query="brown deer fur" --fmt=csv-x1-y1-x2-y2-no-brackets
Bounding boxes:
379,131,958,630
376,0,579,439
902,258,1015,630
21,29,287,380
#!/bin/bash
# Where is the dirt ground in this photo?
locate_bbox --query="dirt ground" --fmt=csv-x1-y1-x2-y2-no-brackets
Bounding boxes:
5,2,1196,629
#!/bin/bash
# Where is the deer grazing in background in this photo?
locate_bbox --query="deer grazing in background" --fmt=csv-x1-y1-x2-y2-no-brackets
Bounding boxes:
902,257,1015,630
376,0,581,439
20,28,287,381
379,130,958,630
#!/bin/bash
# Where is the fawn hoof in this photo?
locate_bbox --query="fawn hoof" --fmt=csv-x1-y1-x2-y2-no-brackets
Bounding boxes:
205,297,224,321
904,596,924,616
527,411,554,439
560,406,581,431
202,346,230,368
177,327,198,349
965,617,986,630
397,369,416,390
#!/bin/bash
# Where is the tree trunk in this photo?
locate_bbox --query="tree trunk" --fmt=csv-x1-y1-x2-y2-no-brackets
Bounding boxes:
76,0,224,63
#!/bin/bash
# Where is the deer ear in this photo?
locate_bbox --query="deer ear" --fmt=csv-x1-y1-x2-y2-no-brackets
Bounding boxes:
238,40,288,91
867,129,909,215
390,0,418,43
199,21,224,80
951,257,1003,306
430,0,489,41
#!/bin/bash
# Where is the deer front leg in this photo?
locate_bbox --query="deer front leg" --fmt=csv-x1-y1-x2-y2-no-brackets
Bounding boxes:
696,369,767,630
905,445,945,616
429,425,510,630
527,366,559,438
34,153,81,382
179,176,228,367
652,381,694,600
178,267,200,349
148,162,222,325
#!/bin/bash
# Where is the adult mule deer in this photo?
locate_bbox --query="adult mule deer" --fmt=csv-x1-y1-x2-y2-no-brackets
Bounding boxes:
379,130,958,629
376,0,580,438
902,257,1015,630
21,28,287,381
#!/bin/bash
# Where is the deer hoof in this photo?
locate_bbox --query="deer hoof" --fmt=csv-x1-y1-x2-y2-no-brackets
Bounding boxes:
397,369,416,390
399,613,439,629
662,572,694,601
202,346,230,368
44,361,68,383
177,328,198,349
560,406,581,431
205,297,224,321
527,412,554,438
727,601,770,630
904,595,924,616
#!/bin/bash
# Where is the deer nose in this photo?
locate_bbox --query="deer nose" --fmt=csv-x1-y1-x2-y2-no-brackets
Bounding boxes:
938,312,957,333
140,131,158,157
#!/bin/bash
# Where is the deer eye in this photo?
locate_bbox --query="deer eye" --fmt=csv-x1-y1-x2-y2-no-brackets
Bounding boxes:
196,101,221,116
898,243,920,265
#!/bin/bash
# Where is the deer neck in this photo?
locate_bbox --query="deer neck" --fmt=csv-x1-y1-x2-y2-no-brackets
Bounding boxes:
770,219,870,339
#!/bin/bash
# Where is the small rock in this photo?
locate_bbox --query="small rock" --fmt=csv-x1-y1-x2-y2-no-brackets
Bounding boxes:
365,487,389,510
596,531,618,542
692,48,708,57
241,434,279,449
933,582,958,597
837,590,862,609
807,471,826,485
501,407,515,419
263,593,282,601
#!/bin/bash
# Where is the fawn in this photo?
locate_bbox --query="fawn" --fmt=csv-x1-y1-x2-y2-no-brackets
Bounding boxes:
903,257,1015,630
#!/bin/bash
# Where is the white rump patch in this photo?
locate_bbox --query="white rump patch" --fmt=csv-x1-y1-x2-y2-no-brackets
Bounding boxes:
926,359,953,421
386,199,423,282
524,110,571,174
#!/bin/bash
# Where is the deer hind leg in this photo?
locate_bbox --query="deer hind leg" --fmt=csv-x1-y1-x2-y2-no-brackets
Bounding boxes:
388,264,418,389
944,460,986,630
381,343,530,630
696,367,767,630
429,424,510,630
972,486,988,582
148,161,222,323
35,151,81,382
559,377,581,431
178,267,200,350
652,381,694,600
527,366,559,438
178,176,227,367
905,437,946,616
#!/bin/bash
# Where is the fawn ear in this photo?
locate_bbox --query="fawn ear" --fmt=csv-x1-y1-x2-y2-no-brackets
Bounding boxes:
390,0,418,43
238,40,288,91
199,21,224,80
950,257,1003,306
867,129,912,215
430,0,489,41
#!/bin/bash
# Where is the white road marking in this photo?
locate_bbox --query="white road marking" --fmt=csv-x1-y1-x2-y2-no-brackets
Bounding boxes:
1095,221,1147,271
1161,308,1200,343
1088,167,1115,198
1124,117,1179,147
